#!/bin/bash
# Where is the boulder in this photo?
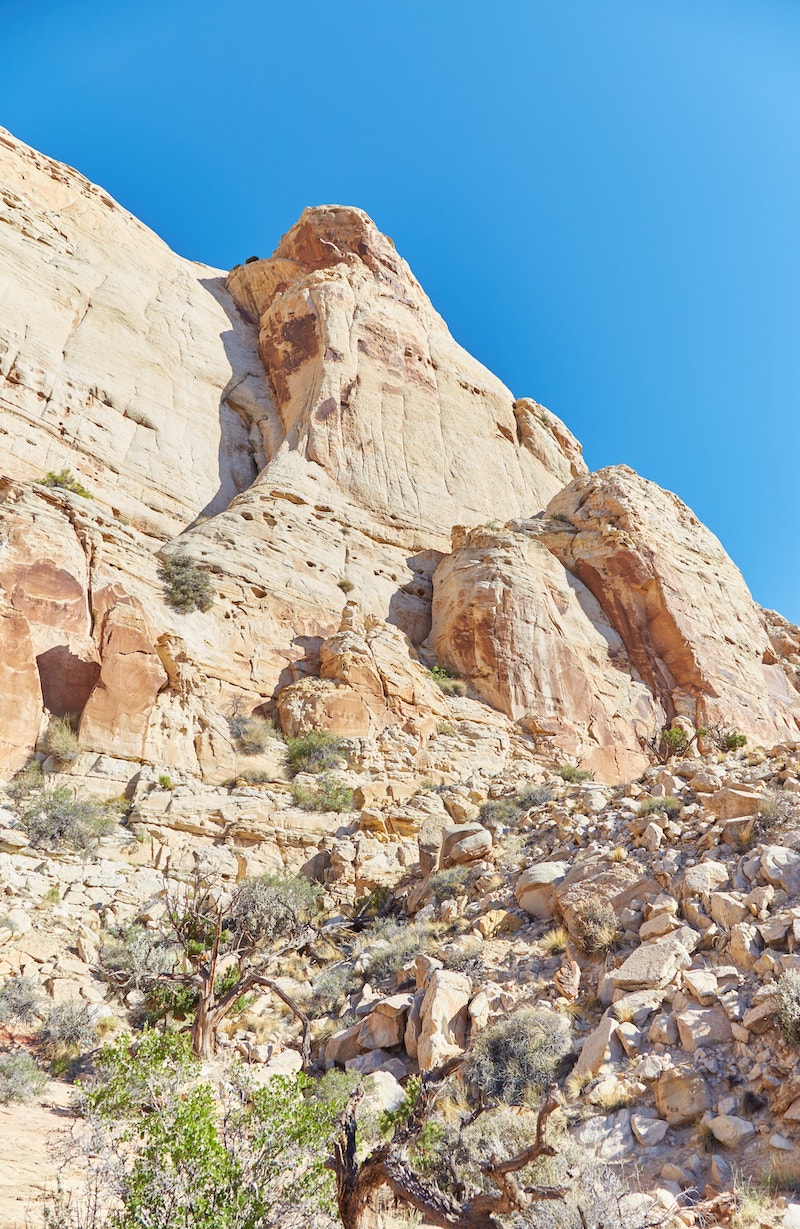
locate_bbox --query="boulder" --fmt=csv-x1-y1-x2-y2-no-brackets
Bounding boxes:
417,969,470,1072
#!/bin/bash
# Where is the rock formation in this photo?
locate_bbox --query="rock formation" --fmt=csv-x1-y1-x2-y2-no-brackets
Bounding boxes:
0,123,798,787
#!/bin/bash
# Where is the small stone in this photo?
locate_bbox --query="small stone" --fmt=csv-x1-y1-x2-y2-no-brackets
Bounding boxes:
709,1114,757,1148
631,1113,668,1146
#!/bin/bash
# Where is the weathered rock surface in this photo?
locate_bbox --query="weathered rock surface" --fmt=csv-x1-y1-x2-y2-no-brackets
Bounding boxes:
541,466,800,745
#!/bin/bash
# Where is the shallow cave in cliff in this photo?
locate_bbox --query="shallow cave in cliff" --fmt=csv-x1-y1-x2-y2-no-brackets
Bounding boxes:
35,646,101,717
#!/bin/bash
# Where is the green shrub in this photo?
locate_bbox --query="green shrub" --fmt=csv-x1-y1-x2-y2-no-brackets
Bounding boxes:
291,772,354,813
430,665,467,696
0,975,42,1024
637,795,682,818
45,714,79,763
39,468,92,499
19,786,116,852
157,774,173,790
0,1051,46,1104
465,1008,572,1105
722,731,748,752
337,578,355,594
158,553,214,613
775,969,800,1044
285,730,344,776
572,894,621,955
479,786,552,825
556,764,594,783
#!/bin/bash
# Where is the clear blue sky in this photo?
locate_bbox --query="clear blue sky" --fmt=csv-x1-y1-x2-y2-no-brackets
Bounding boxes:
3,0,798,620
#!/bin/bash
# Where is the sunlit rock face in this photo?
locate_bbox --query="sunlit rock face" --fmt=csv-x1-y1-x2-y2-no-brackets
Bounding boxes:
0,128,797,784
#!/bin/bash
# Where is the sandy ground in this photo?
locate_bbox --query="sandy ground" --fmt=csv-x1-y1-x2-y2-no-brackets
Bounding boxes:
0,1081,79,1229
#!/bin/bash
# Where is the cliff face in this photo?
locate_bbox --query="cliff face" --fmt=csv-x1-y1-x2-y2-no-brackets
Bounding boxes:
0,128,797,783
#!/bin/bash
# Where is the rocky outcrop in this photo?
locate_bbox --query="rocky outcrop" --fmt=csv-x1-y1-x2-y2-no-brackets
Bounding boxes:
426,523,661,780
226,207,586,542
541,467,800,745
276,603,448,740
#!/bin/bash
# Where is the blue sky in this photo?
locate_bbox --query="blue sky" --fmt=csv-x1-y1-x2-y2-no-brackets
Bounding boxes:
2,0,798,620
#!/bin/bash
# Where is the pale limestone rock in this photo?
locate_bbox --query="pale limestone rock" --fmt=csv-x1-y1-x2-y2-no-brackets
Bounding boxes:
570,1016,620,1079
515,861,570,919
675,1006,733,1052
571,1110,636,1161
761,846,800,895
417,969,470,1072
655,1067,710,1125
706,787,764,820
439,823,492,867
612,937,692,991
631,1113,669,1147
709,1115,757,1148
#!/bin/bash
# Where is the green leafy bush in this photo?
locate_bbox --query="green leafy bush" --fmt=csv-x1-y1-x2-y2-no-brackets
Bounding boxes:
39,468,92,498
430,665,466,696
721,731,748,752
19,786,116,852
285,730,344,776
479,786,552,824
45,714,79,763
158,553,214,613
157,773,173,790
465,1008,572,1105
291,772,354,813
0,975,42,1024
52,1030,346,1229
0,1051,46,1104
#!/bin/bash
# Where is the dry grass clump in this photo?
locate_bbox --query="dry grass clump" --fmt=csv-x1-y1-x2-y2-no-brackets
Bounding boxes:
571,895,621,956
539,926,570,955
465,1008,572,1105
45,714,79,763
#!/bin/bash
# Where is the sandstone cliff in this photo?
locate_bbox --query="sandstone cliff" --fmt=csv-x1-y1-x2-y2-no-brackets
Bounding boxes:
0,127,798,787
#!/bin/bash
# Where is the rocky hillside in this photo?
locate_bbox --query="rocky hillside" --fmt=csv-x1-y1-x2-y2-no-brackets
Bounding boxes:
1,127,800,1227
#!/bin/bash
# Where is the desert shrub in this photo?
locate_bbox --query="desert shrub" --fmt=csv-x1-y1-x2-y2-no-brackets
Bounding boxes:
291,772,354,813
228,705,276,755
157,773,173,790
430,665,467,696
637,795,682,818
775,969,800,1043
7,759,44,799
39,468,92,498
38,1001,97,1068
758,789,798,834
572,895,621,955
311,963,355,1014
556,764,594,783
441,943,485,982
158,553,214,613
479,786,552,825
0,1051,46,1104
426,866,472,903
231,873,321,946
222,769,272,788
722,731,747,752
45,714,79,763
358,919,436,982
465,1008,572,1105
19,786,116,852
285,730,344,776
0,975,42,1024
337,578,355,594
656,724,705,760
